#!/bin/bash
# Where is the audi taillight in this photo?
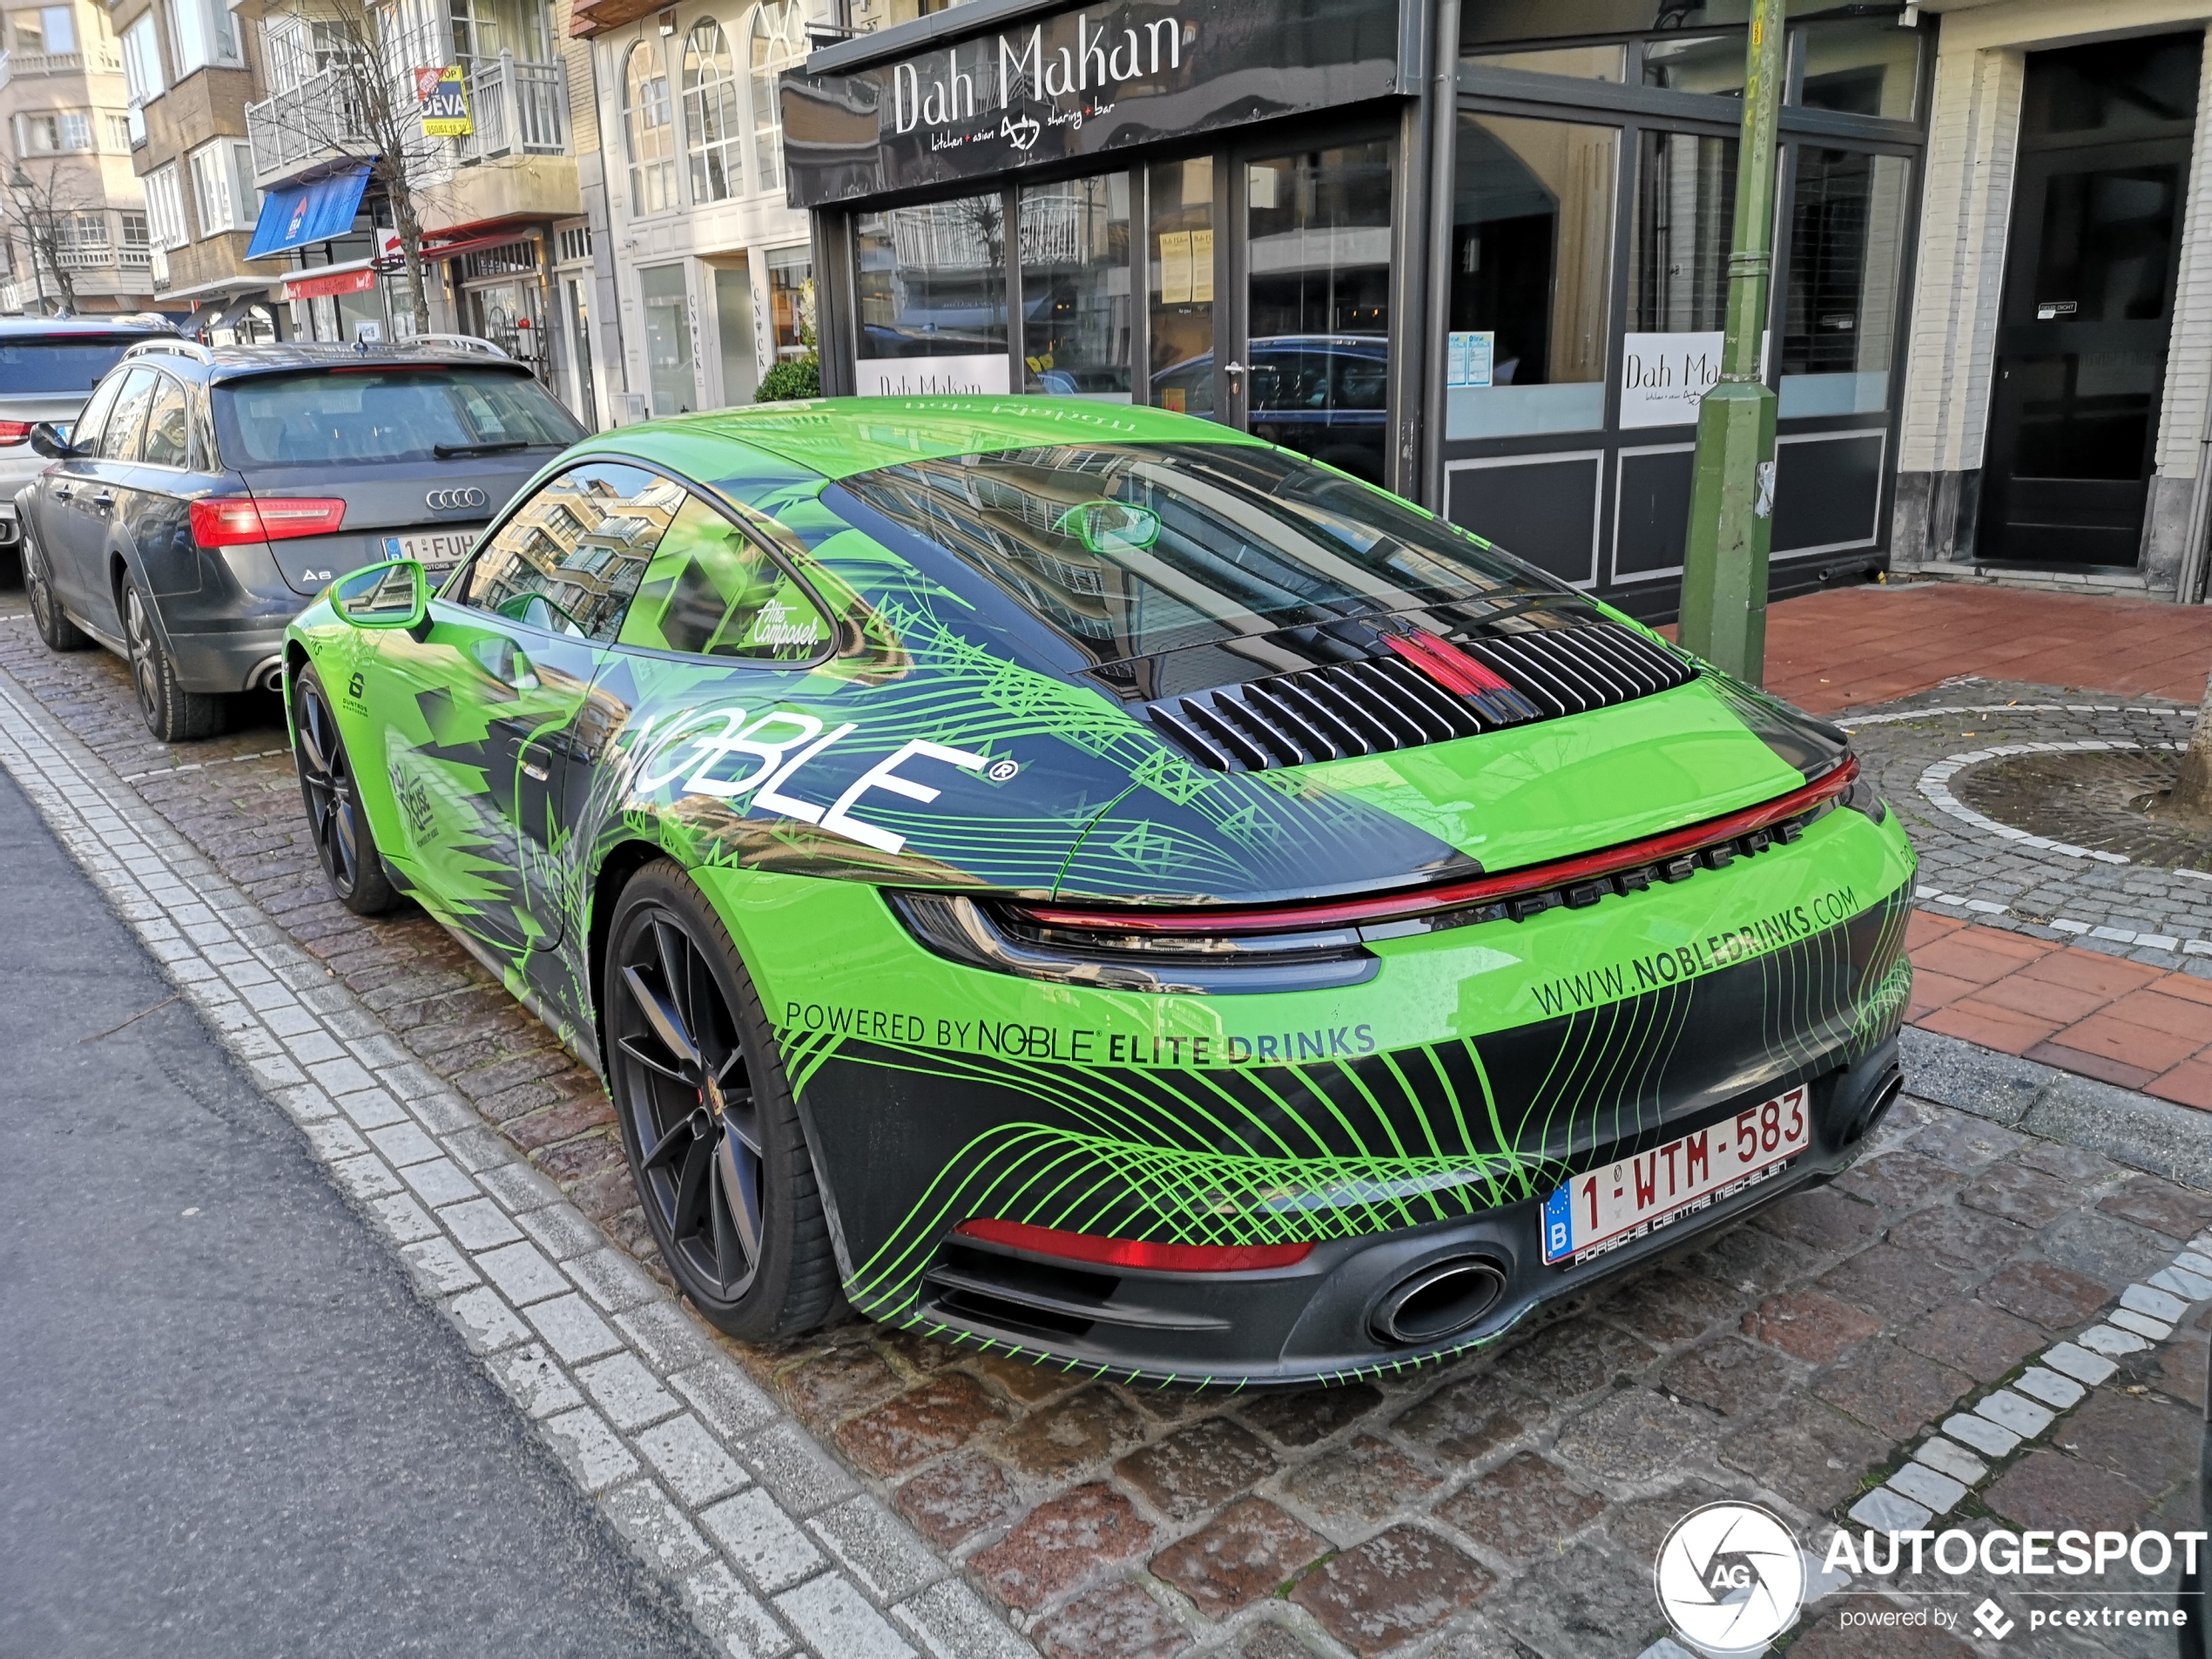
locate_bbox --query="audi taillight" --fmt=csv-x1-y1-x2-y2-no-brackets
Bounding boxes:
190,496,345,546
0,421,33,446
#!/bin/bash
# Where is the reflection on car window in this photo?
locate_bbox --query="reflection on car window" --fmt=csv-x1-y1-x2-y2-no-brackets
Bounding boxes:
0,336,152,393
98,368,158,461
65,371,126,452
456,462,673,642
617,495,829,662
835,441,1543,662
141,374,190,468
212,368,583,467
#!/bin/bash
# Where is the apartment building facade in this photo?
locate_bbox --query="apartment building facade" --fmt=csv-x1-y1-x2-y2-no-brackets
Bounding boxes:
0,0,157,313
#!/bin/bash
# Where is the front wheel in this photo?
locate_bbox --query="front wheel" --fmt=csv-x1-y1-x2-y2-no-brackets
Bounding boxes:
123,578,226,742
293,664,400,915
606,861,841,1339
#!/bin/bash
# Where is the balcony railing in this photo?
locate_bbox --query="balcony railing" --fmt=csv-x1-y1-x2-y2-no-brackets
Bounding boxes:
455,52,568,162
0,47,123,85
57,246,114,268
245,65,374,189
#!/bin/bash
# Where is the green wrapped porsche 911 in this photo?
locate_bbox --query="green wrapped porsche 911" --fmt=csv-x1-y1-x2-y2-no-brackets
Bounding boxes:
282,396,1914,1388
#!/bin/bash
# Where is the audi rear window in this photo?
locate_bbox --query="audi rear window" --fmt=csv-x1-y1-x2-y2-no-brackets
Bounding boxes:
833,442,1547,663
0,336,153,393
212,367,583,467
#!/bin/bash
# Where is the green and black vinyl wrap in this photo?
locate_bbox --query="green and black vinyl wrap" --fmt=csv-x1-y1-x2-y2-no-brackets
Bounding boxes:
280,399,1919,1389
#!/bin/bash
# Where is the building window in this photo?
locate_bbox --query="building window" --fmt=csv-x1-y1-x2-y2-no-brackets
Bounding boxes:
170,0,240,75
748,0,805,192
556,223,591,263
853,196,1008,395
1780,147,1910,416
1447,114,1618,439
188,139,257,235
18,111,91,152
145,162,187,248
624,40,676,216
10,5,76,53
765,243,811,359
105,111,132,151
67,212,109,250
1021,174,1130,399
119,211,149,247
682,19,744,203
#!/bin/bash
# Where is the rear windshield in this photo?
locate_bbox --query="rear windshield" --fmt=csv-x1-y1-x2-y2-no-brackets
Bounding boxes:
0,336,152,394
213,367,583,467
833,442,1545,663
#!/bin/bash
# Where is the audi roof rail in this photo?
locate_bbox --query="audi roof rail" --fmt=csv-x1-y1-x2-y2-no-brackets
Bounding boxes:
122,337,215,365
387,333,509,359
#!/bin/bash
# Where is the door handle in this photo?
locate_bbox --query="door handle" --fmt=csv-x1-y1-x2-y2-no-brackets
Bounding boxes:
87,491,114,509
519,755,551,781
1222,361,1247,376
51,484,72,501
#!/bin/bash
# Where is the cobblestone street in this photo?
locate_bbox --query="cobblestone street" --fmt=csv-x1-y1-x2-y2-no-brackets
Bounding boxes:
3,582,2208,1659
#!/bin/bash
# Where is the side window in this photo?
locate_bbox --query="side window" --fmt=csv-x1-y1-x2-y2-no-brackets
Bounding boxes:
67,370,126,453
141,373,190,468
455,461,673,643
617,492,831,662
98,368,158,461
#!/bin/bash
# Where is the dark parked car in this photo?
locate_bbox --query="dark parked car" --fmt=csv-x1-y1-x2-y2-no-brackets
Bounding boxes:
16,334,586,740
0,314,180,576
1150,334,1389,482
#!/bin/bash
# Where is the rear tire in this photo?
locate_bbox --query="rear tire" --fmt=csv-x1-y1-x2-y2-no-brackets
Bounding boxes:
24,529,89,652
605,860,842,1340
292,664,400,916
123,577,226,742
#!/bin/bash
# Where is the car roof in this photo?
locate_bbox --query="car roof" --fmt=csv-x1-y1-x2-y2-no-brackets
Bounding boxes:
192,341,533,382
570,395,1271,484
0,314,177,338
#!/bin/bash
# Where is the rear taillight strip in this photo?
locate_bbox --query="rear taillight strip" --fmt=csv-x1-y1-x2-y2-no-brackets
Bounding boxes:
1017,757,1859,938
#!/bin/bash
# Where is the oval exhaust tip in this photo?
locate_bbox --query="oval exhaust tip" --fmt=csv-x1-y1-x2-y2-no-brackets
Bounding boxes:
1372,1256,1508,1346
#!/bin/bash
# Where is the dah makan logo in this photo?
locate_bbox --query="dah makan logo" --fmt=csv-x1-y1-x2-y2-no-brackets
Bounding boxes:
1655,1502,1806,1654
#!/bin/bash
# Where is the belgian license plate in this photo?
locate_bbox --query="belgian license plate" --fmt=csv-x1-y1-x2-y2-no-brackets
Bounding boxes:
384,529,478,568
1541,1084,1810,1265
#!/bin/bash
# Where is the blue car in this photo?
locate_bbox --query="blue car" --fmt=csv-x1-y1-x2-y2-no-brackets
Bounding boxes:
1150,334,1388,483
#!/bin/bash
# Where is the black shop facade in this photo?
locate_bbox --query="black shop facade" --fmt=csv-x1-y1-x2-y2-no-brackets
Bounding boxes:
781,0,1932,614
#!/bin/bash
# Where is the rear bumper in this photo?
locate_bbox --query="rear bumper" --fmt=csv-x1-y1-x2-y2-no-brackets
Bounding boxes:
895,1040,1902,1387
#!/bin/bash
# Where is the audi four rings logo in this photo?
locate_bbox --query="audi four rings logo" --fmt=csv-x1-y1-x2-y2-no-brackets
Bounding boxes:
425,488,489,512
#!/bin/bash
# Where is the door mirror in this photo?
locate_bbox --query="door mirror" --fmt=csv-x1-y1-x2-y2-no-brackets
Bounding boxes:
29,421,78,458
332,559,429,631
1054,499,1163,556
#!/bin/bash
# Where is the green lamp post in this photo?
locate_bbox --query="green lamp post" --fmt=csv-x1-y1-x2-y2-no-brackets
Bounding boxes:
1677,0,1789,685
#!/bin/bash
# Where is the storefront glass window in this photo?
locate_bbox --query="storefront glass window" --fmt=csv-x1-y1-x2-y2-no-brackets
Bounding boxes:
1447,114,1616,440
1780,148,1909,416
1245,140,1393,483
766,245,813,361
1623,130,1737,426
853,197,1008,395
641,263,695,416
1148,158,1216,419
1464,44,1624,82
1020,174,1131,400
1642,34,1744,98
1797,19,1920,119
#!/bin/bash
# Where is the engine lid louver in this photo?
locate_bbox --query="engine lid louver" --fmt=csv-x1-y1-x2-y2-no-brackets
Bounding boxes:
1145,621,1696,773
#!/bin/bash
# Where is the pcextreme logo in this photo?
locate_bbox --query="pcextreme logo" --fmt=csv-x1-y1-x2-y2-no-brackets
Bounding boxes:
1655,1502,1805,1655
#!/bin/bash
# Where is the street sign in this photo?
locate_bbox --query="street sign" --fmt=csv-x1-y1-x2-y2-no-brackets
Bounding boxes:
419,64,471,138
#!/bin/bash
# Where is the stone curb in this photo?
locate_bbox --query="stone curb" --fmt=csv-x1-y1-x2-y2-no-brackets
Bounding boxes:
0,667,1035,1659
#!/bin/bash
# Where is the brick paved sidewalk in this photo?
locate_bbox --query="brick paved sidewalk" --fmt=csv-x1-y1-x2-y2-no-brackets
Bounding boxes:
3,589,2209,1659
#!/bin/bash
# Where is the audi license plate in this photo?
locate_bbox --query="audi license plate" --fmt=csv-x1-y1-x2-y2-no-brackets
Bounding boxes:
1541,1084,1810,1265
384,529,478,570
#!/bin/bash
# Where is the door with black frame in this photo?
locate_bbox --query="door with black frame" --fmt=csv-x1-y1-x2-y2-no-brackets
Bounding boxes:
1981,34,2202,570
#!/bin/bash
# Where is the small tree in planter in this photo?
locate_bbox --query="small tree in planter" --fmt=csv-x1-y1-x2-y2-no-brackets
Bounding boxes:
756,275,818,401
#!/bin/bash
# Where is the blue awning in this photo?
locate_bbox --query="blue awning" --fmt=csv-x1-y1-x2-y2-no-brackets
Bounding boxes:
246,164,373,260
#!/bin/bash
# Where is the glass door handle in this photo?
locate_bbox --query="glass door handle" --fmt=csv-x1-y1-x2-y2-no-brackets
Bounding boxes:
1222,361,1247,375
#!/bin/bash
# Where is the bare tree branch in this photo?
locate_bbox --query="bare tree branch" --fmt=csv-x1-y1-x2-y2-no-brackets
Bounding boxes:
0,157,100,314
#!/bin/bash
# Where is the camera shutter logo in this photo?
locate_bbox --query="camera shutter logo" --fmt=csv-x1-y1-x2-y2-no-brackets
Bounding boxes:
1655,1502,1805,1654
425,488,489,513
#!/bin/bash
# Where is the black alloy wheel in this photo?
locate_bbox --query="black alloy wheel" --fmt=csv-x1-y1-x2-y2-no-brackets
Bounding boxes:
607,862,839,1339
293,664,399,915
123,577,225,741
24,529,89,652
